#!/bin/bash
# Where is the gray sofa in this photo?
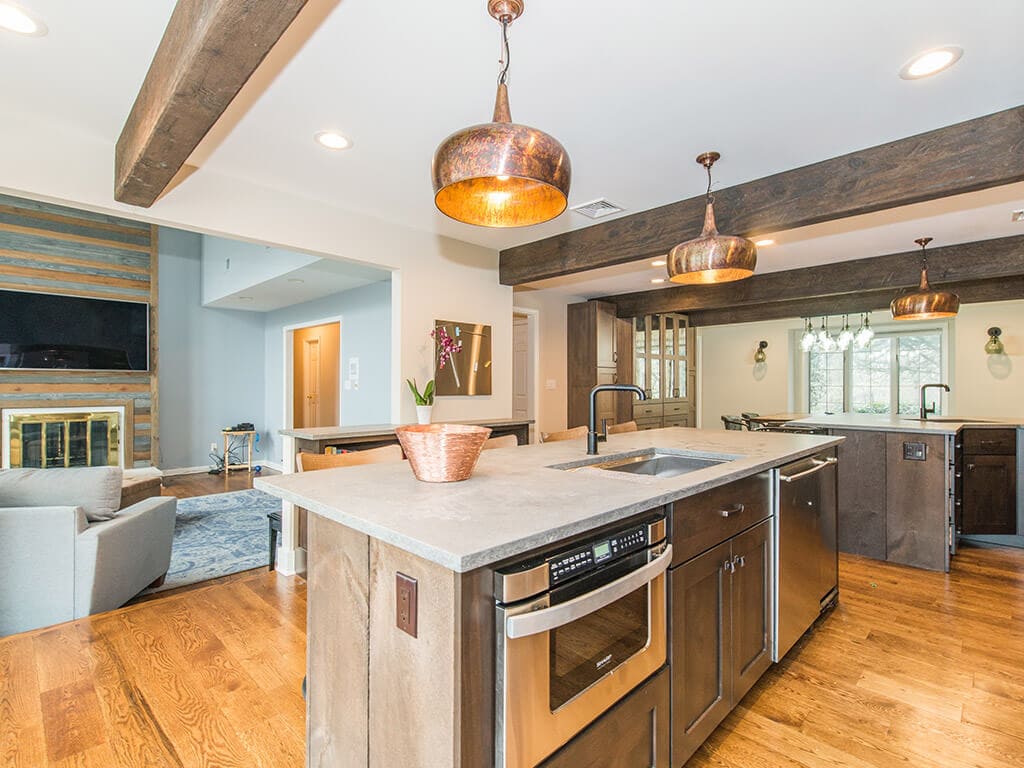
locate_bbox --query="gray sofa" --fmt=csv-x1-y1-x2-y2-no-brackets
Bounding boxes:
0,466,176,637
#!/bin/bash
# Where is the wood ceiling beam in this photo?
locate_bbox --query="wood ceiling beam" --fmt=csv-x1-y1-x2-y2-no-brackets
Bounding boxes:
605,234,1024,318
114,0,310,207
686,275,1024,327
498,106,1024,285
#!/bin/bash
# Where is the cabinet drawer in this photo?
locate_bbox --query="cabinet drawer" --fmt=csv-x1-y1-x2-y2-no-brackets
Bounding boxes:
962,429,1017,455
663,416,689,428
671,473,772,565
636,418,662,431
633,403,662,419
664,402,688,415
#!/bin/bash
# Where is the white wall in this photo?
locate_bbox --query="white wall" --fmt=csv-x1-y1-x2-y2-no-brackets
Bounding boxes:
697,318,803,428
262,280,392,464
0,118,513,430
201,235,318,305
157,227,267,469
512,288,587,435
951,300,1024,417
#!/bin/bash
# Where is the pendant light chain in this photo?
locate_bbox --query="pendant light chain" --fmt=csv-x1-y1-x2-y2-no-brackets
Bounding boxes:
498,19,511,85
705,162,714,204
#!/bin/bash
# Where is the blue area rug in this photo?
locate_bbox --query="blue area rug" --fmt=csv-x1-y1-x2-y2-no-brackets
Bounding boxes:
149,488,282,593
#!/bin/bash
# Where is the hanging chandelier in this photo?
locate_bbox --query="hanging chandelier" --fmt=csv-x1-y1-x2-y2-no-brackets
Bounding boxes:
666,151,757,284
801,313,875,353
891,237,960,320
432,0,571,228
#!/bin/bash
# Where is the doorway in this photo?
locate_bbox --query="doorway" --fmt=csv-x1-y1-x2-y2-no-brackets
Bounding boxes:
292,321,341,429
512,309,539,441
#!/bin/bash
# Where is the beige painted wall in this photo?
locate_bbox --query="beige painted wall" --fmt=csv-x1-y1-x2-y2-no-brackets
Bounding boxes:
950,299,1024,417
0,115,512,426
698,300,1024,426
512,288,587,436
697,318,803,428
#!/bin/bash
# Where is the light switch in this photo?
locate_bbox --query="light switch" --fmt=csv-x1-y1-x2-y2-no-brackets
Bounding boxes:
903,442,927,461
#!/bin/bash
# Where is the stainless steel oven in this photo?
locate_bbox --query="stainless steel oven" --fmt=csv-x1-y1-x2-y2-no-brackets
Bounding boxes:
494,514,672,768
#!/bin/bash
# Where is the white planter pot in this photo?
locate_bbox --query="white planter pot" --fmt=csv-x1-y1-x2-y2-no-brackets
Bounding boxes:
416,405,433,425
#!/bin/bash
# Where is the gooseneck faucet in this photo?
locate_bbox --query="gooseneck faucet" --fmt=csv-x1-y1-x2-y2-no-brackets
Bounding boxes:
588,384,646,455
919,383,950,419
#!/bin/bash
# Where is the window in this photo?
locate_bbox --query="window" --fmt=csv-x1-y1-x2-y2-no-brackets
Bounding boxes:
807,329,943,415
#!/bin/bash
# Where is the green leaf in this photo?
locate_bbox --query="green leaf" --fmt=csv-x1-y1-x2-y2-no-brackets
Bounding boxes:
406,378,426,405
423,379,435,405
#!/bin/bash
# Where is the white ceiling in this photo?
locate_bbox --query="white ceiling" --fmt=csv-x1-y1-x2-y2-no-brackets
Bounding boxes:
3,0,1023,290
205,257,391,313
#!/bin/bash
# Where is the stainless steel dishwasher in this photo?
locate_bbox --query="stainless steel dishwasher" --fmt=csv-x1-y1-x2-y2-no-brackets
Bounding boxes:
773,451,839,661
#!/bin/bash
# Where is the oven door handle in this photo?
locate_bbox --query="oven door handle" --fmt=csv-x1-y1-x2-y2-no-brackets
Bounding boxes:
505,544,673,639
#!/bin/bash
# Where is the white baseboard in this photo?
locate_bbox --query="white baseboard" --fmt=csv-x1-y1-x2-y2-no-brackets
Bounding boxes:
259,460,283,473
276,546,307,576
159,464,215,477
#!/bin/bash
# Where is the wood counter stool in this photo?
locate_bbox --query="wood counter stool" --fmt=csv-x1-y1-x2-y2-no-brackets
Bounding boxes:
540,425,588,443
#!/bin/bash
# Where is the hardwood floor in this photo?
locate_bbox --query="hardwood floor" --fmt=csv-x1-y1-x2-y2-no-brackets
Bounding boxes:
161,468,277,500
690,543,1024,768
2,543,1023,767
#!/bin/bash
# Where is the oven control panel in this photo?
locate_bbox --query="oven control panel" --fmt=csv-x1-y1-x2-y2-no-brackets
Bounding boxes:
548,522,650,584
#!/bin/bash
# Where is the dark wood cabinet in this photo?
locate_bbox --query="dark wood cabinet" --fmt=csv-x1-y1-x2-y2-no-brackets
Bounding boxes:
670,519,773,766
833,428,887,560
567,300,632,429
540,667,670,768
961,428,1018,536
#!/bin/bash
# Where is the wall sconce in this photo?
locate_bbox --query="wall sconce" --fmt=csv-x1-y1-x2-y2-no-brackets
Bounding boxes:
754,340,768,363
985,327,1005,355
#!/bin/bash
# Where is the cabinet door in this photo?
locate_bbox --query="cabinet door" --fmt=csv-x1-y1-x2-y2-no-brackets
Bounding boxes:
962,454,1018,535
540,667,670,768
595,301,617,368
730,520,773,703
833,428,887,560
671,540,732,767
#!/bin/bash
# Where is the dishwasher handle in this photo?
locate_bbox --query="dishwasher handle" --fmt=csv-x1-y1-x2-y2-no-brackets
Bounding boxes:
780,456,837,483
505,544,672,639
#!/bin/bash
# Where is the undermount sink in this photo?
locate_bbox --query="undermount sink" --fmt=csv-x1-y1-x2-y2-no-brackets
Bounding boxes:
585,452,725,478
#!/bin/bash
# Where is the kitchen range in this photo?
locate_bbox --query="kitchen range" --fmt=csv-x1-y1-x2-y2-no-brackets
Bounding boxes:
257,426,841,767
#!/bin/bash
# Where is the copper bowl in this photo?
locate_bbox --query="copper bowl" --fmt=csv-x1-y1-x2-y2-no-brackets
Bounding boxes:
395,424,493,483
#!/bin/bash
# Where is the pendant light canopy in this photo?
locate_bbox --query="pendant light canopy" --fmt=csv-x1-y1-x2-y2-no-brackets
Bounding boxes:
432,0,571,228
667,152,757,284
890,237,960,320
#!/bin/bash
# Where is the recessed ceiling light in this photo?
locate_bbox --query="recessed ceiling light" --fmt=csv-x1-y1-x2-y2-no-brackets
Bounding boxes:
287,278,305,284
651,278,665,284
755,239,775,247
314,130,352,150
899,46,963,80
0,1,47,35
238,296,254,301
651,259,667,267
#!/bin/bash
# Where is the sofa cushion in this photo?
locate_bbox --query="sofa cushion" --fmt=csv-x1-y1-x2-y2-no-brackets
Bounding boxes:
0,466,123,522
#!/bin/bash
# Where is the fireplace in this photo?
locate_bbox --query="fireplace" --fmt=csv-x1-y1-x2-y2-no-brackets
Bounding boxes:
2,407,124,469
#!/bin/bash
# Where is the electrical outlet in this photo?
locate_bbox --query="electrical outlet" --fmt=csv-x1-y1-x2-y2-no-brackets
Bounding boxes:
396,572,418,638
210,442,217,453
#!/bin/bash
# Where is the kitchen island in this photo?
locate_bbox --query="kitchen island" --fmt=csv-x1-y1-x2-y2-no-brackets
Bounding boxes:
789,414,1024,569
256,427,841,768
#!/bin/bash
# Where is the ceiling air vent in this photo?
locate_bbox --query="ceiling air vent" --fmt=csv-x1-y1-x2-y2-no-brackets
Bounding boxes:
571,199,624,219
1012,209,1024,223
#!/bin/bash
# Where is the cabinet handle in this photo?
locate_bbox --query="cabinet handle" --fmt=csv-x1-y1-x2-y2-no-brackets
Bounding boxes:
733,555,746,569
723,559,735,574
967,464,975,471
720,503,745,518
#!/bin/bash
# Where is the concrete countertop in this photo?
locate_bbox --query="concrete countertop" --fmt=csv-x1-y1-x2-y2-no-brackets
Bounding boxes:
790,414,1024,435
279,418,533,440
255,427,841,572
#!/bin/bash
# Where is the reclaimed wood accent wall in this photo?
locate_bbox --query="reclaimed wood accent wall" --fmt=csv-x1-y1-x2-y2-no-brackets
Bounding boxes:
0,193,159,467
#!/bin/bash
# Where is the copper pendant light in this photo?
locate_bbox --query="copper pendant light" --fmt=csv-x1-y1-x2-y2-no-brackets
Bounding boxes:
890,237,960,320
432,0,571,228
666,152,757,284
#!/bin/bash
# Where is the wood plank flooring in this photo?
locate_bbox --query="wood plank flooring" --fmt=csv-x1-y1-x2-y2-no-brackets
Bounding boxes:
2,543,1023,767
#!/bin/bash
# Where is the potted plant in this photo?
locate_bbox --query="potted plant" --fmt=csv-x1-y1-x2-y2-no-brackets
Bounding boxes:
406,378,435,424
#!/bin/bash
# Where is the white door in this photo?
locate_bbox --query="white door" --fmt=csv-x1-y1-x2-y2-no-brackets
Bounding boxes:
513,316,529,420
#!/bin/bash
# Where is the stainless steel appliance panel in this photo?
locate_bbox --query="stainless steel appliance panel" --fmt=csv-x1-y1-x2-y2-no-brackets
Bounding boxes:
773,452,838,661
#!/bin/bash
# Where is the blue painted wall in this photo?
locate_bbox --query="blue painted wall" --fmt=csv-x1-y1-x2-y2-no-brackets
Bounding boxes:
158,228,267,470
262,280,392,464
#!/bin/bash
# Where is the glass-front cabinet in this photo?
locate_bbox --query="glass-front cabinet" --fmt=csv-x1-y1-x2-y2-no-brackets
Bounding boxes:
632,313,696,429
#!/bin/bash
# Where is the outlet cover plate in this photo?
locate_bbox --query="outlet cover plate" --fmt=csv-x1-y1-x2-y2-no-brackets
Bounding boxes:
396,572,418,637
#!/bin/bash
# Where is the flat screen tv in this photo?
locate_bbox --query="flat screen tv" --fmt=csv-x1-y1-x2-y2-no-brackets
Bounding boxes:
0,289,149,371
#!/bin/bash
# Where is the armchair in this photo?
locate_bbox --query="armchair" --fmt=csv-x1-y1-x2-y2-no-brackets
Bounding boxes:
0,466,176,636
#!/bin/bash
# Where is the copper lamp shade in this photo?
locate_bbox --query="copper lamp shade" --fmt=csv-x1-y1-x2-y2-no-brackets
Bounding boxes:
433,85,571,228
890,237,960,320
667,152,757,284
432,1,571,228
